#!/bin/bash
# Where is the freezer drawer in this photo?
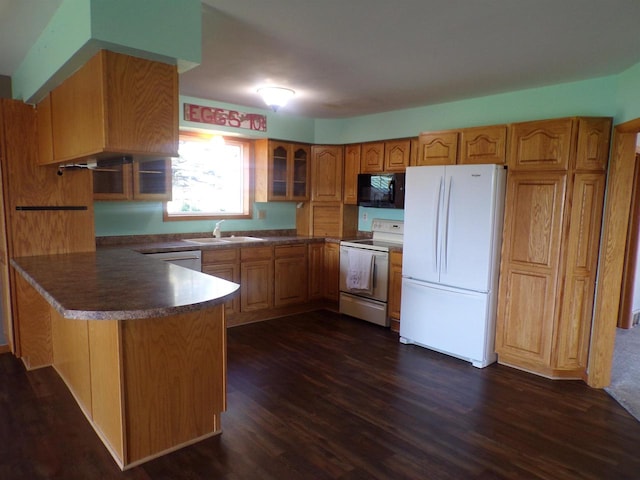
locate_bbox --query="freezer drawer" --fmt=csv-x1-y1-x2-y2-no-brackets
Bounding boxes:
339,292,389,327
399,278,497,367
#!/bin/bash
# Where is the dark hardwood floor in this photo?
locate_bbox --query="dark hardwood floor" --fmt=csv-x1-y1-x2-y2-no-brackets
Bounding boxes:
1,310,639,479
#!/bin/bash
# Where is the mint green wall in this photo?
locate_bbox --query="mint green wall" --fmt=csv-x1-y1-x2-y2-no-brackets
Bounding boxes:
315,75,618,144
180,95,316,143
94,201,296,237
13,0,201,103
12,0,91,102
615,62,640,125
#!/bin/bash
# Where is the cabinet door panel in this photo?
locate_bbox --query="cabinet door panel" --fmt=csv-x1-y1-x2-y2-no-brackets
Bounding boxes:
202,263,240,315
275,256,308,306
343,144,361,205
384,139,410,172
459,125,507,165
575,118,612,171
509,118,574,171
312,146,343,202
496,172,566,368
291,144,310,201
554,174,605,370
323,243,340,301
416,132,458,166
361,142,384,173
241,260,273,312
308,243,324,300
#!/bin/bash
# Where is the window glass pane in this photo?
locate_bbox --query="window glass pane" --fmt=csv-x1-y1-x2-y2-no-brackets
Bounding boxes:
166,137,246,216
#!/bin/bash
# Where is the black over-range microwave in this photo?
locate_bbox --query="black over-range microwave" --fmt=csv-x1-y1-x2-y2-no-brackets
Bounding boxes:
357,173,405,209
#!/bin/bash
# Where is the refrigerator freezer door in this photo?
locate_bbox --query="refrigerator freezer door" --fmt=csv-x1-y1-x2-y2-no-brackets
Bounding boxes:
403,166,444,284
399,278,495,366
439,164,500,292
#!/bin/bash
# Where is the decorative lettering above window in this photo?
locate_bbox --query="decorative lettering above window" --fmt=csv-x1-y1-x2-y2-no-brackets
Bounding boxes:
184,103,267,132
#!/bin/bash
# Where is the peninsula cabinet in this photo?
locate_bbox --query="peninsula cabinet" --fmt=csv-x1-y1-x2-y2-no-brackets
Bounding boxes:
37,50,178,165
93,157,172,201
202,248,240,315
274,244,308,306
311,145,343,202
495,116,612,379
240,246,274,312
343,144,361,205
255,139,310,202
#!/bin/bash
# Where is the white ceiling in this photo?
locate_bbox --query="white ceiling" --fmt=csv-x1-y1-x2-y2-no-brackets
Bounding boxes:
2,0,640,119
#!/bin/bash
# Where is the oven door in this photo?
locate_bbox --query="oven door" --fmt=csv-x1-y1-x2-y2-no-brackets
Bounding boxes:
339,246,389,302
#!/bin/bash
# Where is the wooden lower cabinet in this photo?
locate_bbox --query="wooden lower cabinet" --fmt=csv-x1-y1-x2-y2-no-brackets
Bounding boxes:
202,248,240,315
308,243,324,300
240,246,274,312
388,251,403,332
323,243,340,301
274,244,308,306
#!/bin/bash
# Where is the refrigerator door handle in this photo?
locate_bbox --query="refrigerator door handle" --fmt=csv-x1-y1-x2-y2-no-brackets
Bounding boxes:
434,176,444,272
443,175,452,273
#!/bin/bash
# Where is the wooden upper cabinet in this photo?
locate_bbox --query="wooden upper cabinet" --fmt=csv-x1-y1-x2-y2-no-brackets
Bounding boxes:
343,144,361,205
575,117,612,172
415,131,458,166
361,142,385,173
508,118,574,171
93,157,172,201
255,139,310,202
459,125,507,165
38,50,178,165
311,145,343,202
384,139,411,172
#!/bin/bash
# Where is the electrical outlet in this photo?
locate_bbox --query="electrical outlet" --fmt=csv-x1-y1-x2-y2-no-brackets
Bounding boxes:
362,212,368,221
257,209,266,219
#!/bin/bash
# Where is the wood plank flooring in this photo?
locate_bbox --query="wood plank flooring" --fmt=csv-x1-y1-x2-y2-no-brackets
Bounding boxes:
1,310,639,479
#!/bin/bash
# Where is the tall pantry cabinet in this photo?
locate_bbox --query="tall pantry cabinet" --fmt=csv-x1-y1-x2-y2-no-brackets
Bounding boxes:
495,117,611,379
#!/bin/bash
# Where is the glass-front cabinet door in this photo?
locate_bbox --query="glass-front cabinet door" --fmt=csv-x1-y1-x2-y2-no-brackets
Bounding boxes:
270,143,289,200
290,145,310,201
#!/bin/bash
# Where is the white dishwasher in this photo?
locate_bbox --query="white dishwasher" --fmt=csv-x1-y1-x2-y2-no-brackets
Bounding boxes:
144,250,202,271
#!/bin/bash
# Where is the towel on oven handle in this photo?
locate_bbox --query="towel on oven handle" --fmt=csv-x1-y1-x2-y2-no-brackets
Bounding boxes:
346,249,374,293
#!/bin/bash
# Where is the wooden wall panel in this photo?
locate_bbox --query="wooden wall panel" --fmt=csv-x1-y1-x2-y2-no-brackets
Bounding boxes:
589,129,638,387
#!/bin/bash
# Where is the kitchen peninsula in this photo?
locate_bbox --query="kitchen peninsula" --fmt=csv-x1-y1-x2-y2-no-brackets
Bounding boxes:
11,249,239,470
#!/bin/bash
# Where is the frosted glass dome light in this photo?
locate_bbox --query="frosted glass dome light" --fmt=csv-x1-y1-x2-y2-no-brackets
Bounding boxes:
257,86,295,112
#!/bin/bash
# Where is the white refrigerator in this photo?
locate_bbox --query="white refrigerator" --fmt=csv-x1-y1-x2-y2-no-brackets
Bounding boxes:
399,164,506,368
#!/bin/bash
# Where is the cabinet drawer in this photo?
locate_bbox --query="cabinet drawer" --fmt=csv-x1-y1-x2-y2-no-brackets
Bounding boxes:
241,246,273,261
275,244,306,258
202,248,239,264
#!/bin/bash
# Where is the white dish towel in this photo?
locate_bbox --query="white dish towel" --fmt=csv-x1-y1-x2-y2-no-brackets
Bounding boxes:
346,249,375,293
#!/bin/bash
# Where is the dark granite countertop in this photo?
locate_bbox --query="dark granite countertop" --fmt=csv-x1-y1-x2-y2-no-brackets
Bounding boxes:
11,249,239,321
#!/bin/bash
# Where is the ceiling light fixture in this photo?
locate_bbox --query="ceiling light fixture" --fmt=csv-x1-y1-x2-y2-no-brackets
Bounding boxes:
257,86,295,112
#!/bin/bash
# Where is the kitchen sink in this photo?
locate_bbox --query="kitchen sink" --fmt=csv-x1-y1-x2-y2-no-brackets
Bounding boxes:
220,236,265,243
184,236,264,245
